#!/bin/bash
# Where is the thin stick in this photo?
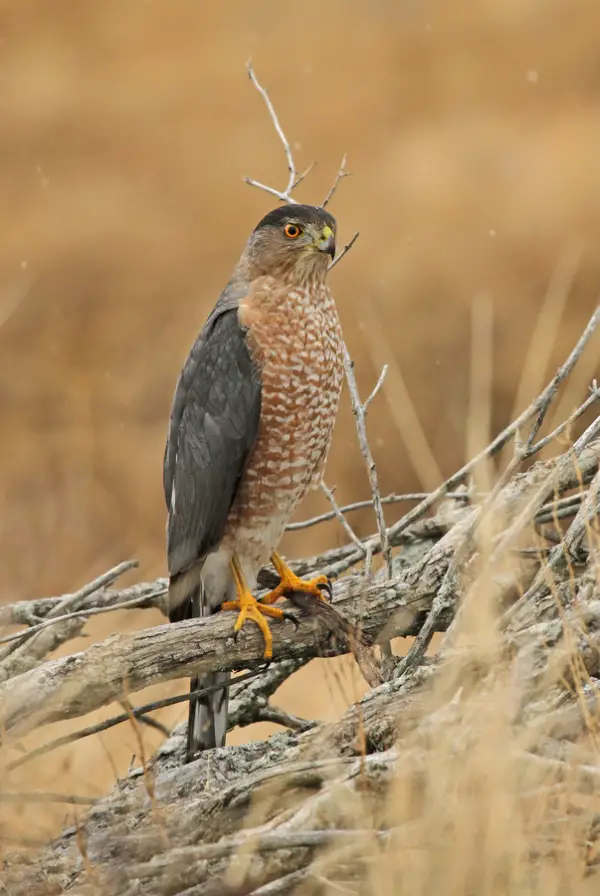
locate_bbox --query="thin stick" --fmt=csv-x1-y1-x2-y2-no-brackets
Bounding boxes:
242,178,294,205
0,560,140,658
312,307,599,580
0,590,167,647
364,364,389,412
0,579,167,629
383,307,600,543
511,248,580,423
246,61,296,198
322,154,352,208
535,493,585,526
5,667,265,772
525,383,599,457
243,704,314,732
361,311,443,492
329,231,360,270
394,568,456,680
286,490,470,532
292,161,317,190
319,482,366,553
343,346,393,577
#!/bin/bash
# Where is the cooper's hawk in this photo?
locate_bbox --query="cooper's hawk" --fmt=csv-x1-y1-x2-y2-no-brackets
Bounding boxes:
164,204,344,760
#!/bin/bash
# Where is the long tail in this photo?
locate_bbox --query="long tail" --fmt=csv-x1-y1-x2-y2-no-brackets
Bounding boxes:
168,578,230,761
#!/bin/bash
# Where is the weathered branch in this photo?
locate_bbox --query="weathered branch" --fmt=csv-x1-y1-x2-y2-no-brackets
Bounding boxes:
0,562,413,741
2,442,596,748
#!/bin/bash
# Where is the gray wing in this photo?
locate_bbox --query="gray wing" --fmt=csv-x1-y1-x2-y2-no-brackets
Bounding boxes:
164,284,262,580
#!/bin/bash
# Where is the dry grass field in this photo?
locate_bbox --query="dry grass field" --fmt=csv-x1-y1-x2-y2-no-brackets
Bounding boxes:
1,1,600,891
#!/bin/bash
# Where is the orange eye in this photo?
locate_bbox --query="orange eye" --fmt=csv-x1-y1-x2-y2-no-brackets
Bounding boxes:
284,223,301,239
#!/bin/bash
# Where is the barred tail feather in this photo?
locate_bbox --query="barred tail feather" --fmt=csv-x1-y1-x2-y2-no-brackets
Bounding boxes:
168,577,230,760
188,668,230,756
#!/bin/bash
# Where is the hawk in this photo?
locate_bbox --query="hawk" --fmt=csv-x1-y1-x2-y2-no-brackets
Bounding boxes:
164,204,344,760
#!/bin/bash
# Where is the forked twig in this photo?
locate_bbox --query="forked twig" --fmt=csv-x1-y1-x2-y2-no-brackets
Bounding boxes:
322,154,352,208
286,489,470,532
387,307,600,541
0,589,167,647
342,349,392,577
319,481,366,553
0,560,140,665
526,381,599,456
245,61,297,202
323,307,600,578
244,61,359,268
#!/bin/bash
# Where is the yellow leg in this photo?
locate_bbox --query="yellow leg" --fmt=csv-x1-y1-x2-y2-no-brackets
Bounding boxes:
260,551,331,606
221,555,287,659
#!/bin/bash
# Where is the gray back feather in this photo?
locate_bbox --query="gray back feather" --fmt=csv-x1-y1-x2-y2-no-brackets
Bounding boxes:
164,282,262,580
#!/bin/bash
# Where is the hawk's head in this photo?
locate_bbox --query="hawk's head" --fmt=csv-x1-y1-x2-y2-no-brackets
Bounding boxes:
243,204,337,282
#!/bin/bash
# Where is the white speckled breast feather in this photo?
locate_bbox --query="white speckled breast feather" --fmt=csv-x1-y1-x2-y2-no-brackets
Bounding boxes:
223,275,344,569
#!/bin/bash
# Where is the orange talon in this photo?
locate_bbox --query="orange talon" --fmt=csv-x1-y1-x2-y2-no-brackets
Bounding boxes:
221,556,287,659
261,551,331,605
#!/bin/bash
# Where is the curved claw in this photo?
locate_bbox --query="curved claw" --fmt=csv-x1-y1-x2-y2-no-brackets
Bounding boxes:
282,609,300,630
317,580,333,601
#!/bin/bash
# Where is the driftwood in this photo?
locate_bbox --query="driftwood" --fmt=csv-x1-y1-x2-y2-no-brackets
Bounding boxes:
2,66,600,895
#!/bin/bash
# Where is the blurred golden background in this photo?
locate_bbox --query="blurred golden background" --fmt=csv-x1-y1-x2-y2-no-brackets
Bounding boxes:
1,0,600,842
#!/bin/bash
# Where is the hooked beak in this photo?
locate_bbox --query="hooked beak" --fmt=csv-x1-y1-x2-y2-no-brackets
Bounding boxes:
316,224,336,260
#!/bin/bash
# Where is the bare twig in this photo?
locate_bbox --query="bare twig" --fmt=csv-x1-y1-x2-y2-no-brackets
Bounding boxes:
509,462,600,617
322,154,352,208
393,565,457,680
364,363,388,412
6,668,266,772
241,177,295,205
493,414,600,567
0,579,167,630
136,713,171,737
292,160,317,190
286,489,469,532
0,561,139,649
525,381,600,457
535,493,585,526
0,590,167,647
245,704,315,732
319,481,366,553
227,657,310,729
389,307,600,535
245,61,297,201
329,231,360,270
0,561,142,681
342,347,392,578
323,307,600,578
